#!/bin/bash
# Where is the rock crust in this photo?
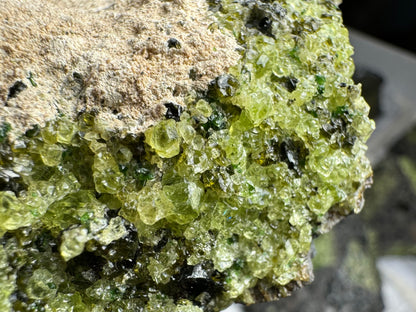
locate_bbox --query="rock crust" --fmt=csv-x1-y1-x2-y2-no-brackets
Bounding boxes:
0,0,240,141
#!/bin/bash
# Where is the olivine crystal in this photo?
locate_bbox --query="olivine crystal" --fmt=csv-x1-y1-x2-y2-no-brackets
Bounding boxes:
0,0,374,311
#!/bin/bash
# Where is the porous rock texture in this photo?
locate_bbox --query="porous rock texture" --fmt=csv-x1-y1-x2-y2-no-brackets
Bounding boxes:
0,0,239,141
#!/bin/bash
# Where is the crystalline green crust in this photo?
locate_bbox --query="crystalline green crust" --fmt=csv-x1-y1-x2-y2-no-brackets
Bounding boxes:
0,1,374,311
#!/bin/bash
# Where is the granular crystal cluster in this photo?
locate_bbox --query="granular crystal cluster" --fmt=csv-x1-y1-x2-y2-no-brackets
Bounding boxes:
0,0,374,311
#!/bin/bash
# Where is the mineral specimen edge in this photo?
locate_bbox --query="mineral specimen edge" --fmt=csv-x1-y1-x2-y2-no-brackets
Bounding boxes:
0,0,374,312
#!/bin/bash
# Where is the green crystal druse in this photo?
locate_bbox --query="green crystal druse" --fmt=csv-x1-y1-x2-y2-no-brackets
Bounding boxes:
0,1,374,311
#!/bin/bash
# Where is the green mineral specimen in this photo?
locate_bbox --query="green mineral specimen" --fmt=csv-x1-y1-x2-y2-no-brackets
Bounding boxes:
0,0,374,311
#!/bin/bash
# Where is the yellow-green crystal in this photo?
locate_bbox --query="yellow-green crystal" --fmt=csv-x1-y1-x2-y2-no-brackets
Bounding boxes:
0,245,14,311
0,1,374,311
26,269,59,300
59,227,89,262
145,119,181,158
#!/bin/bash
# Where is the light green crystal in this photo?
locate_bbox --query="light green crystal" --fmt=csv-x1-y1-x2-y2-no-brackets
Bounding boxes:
121,182,175,226
60,227,89,261
45,292,86,312
95,216,128,245
148,240,179,284
26,269,59,300
145,119,181,158
40,144,63,167
93,151,124,194
0,191,34,234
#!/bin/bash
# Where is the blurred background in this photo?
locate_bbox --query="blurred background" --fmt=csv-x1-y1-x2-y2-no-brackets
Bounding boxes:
226,1,416,311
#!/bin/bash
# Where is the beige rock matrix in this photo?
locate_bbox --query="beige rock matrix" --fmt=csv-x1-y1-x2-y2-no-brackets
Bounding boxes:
0,0,239,140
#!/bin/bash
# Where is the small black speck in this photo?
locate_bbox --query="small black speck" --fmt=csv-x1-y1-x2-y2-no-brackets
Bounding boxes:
106,208,119,219
207,0,222,12
246,6,275,37
271,74,298,93
164,102,183,122
25,125,40,138
94,191,102,199
189,68,198,80
167,38,181,49
73,72,83,83
339,82,347,87
7,81,27,100
259,17,272,33
288,99,296,105
286,77,298,93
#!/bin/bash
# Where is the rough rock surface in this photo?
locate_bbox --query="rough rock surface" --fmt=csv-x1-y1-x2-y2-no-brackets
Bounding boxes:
0,0,239,141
